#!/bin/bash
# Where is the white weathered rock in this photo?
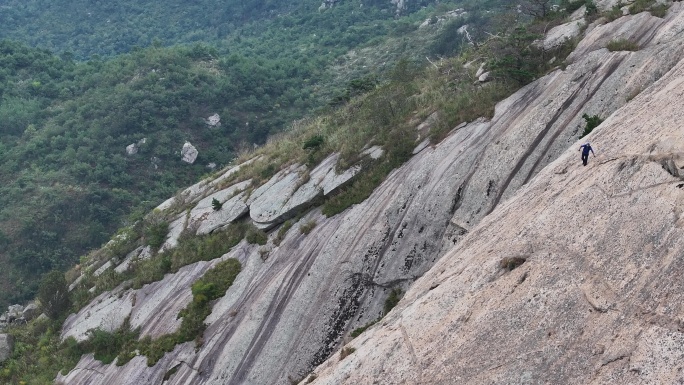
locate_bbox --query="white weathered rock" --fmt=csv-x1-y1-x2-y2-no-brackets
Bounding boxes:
155,157,260,212
538,19,586,50
478,71,491,82
415,111,439,134
419,8,466,28
0,334,13,363
249,154,359,229
68,274,84,291
475,63,486,78
61,291,135,342
595,0,625,12
159,213,188,252
361,145,384,160
93,261,112,277
413,138,431,154
114,246,152,274
181,142,198,164
568,11,664,62
7,305,23,320
205,113,221,127
317,154,360,195
125,143,138,155
188,180,251,235
61,246,253,344
307,51,684,385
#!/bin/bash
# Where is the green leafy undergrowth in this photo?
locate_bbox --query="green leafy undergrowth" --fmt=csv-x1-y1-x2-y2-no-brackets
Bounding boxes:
0,318,82,385
67,258,242,370
580,113,603,138
71,223,247,311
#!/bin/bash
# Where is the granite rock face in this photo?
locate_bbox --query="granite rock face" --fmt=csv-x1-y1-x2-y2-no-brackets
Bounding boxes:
57,6,684,385
188,180,251,235
249,153,359,229
309,41,684,385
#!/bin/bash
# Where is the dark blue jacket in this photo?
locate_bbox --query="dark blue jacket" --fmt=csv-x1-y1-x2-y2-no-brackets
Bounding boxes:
580,144,594,156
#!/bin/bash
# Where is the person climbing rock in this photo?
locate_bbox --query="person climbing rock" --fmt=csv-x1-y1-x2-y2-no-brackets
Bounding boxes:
579,142,595,166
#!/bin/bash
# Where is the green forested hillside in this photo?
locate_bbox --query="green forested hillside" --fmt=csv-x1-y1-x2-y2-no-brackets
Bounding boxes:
0,0,426,59
0,0,468,306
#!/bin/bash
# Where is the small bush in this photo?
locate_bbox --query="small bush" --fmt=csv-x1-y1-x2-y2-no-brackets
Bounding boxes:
585,0,599,16
561,0,586,13
299,219,317,235
351,319,378,338
606,39,639,52
273,220,293,246
650,3,669,18
83,326,137,365
604,4,624,22
143,221,168,249
628,0,657,14
211,198,222,211
302,135,324,150
245,225,268,245
580,113,603,138
383,288,402,315
339,346,356,360
192,258,242,302
37,270,71,319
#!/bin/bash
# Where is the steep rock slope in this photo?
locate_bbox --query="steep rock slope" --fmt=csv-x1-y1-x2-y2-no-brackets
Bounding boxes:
309,16,684,385
58,6,684,385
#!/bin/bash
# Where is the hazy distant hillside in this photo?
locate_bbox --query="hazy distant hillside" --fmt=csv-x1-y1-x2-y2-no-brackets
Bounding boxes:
0,0,439,58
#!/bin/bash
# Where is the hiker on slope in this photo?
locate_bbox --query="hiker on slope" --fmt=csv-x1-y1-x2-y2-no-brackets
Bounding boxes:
579,142,595,166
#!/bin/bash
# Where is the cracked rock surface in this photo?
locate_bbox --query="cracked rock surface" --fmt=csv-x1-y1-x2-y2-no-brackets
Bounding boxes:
309,21,684,385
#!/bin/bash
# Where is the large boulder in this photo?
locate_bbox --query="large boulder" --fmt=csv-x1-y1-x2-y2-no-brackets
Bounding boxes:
205,113,221,127
22,303,40,322
537,19,586,50
6,305,23,322
125,143,138,155
181,142,198,164
0,334,13,363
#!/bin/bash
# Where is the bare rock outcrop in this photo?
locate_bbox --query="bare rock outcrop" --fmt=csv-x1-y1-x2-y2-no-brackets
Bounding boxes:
62,252,247,342
249,153,359,229
309,45,684,385
0,334,13,363
188,180,251,235
155,157,259,212
205,113,221,127
181,142,198,164
56,6,684,385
